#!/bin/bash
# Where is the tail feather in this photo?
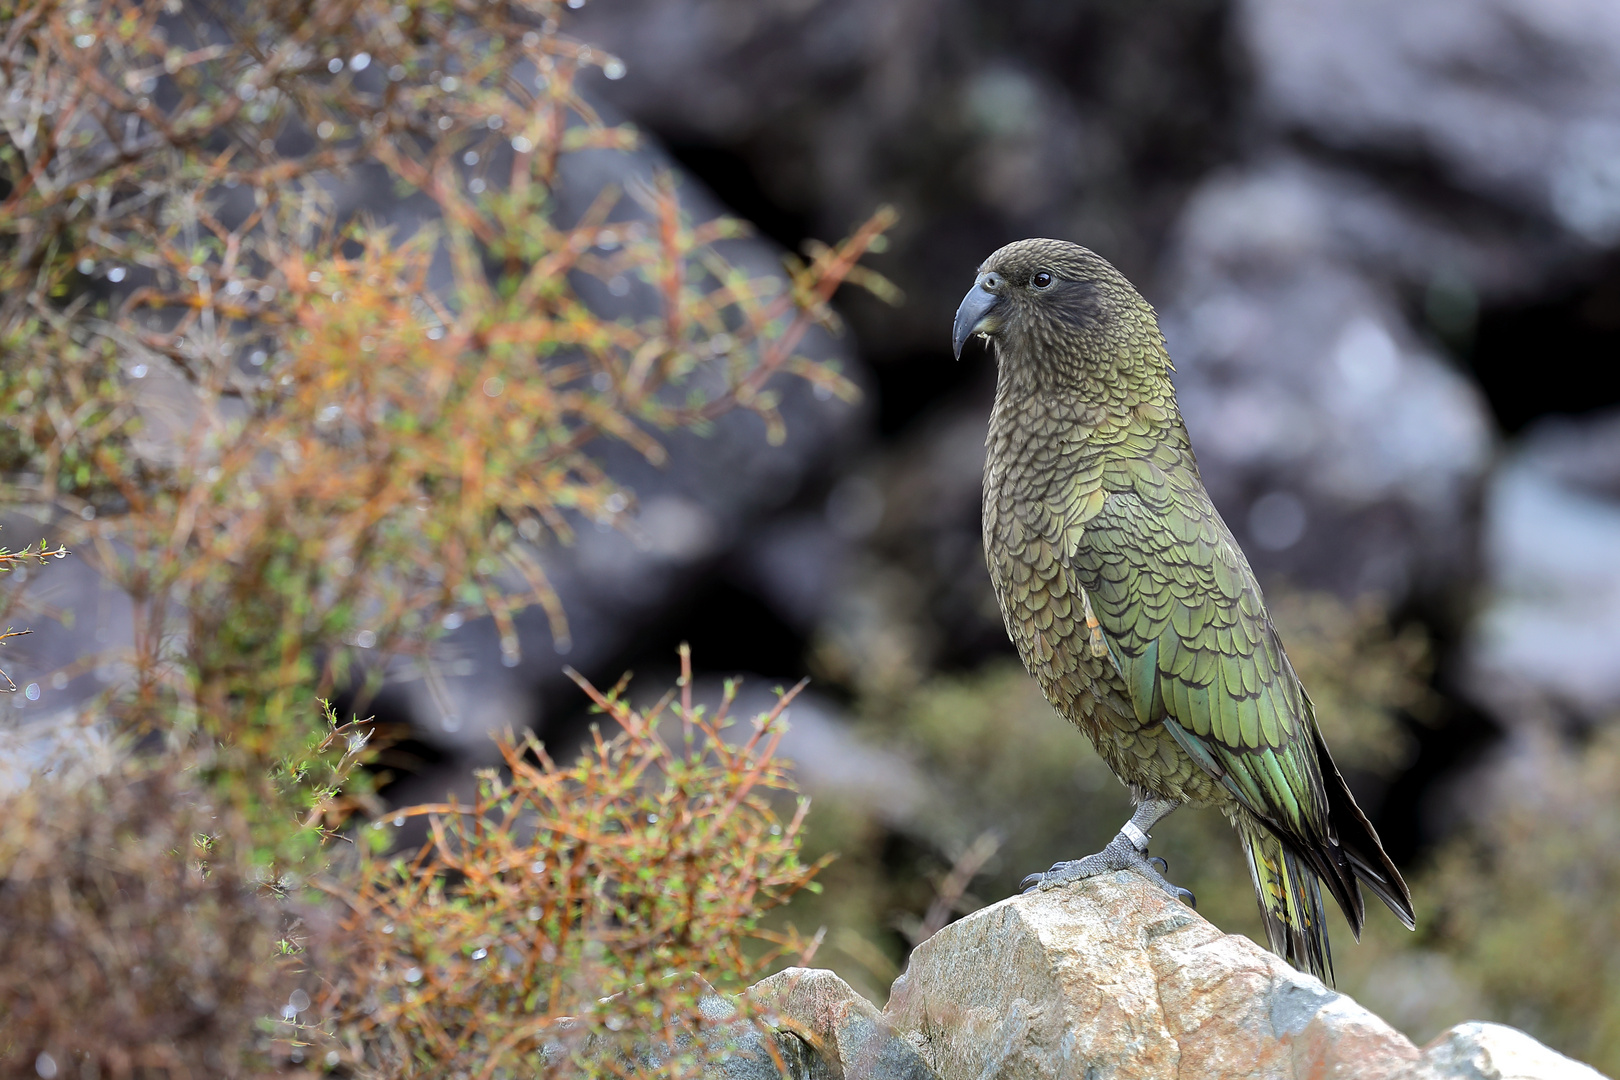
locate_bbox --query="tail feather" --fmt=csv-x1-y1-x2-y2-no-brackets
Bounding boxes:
1238,818,1335,984
1313,725,1416,932
1236,726,1417,986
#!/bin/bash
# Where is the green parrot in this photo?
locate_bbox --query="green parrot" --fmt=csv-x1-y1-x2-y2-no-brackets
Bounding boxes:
952,238,1415,982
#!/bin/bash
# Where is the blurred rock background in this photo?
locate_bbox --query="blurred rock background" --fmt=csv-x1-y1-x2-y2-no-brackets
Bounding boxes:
7,0,1620,1072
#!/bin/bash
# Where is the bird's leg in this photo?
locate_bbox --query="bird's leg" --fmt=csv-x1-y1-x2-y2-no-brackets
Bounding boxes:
1019,797,1196,907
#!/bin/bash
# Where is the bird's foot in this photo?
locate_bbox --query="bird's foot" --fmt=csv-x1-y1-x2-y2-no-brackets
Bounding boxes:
1019,834,1196,908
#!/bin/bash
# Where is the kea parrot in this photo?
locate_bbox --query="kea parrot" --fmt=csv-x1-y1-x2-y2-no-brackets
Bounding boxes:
953,238,1415,982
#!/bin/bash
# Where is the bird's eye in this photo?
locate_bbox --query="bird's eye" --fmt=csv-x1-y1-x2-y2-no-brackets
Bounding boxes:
1031,271,1054,290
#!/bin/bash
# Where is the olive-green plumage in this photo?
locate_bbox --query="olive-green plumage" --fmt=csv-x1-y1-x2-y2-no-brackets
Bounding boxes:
957,238,1415,982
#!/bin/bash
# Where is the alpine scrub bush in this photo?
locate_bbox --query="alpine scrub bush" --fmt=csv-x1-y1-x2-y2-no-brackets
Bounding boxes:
0,762,280,1079
1377,728,1620,1075
0,0,891,829
0,0,889,1074
315,648,824,1078
0,530,68,693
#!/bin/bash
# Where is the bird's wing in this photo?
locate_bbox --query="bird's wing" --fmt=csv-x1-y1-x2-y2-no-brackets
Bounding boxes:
1058,453,1330,843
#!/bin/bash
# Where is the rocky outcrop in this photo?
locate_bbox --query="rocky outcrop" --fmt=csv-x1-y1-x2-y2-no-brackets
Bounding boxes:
888,874,1415,1079
1241,0,1620,245
710,873,1609,1079
1156,0,1620,605
1466,407,1620,723
746,967,941,1080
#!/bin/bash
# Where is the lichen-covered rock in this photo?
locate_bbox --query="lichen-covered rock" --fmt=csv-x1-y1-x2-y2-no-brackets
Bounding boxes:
881,872,1608,1080
745,967,940,1080
539,969,934,1079
884,871,1418,1080
1412,1022,1608,1080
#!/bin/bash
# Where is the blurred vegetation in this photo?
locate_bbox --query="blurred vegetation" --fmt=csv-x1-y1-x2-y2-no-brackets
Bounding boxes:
0,761,279,1078
0,0,887,1075
1340,725,1620,1075
0,530,69,691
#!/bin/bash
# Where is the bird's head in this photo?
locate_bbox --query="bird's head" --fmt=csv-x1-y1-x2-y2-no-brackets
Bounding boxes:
952,238,1170,398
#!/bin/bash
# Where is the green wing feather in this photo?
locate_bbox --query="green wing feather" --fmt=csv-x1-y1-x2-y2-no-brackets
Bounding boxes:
1067,473,1329,843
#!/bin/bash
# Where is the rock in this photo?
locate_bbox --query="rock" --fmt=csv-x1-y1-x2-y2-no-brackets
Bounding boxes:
559,969,939,1079
885,872,1417,1079
541,977,820,1078
567,877,1609,1079
1156,156,1499,599
1413,1023,1609,1080
544,886,1613,1080
1465,408,1620,724
1151,0,1620,605
879,872,1607,1080
745,967,940,1080
1241,0,1620,245
1162,153,1577,317
0,513,135,789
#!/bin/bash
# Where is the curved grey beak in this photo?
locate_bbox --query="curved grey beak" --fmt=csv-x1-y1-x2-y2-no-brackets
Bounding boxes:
952,274,1001,359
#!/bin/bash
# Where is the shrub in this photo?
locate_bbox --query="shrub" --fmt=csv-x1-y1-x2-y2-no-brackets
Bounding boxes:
0,531,68,692
0,761,279,1078
1344,727,1620,1075
0,0,889,826
315,649,823,1078
0,0,889,1073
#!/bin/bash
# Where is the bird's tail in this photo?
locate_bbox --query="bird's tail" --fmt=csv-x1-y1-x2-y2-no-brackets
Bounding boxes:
1237,815,1335,984
1308,722,1417,938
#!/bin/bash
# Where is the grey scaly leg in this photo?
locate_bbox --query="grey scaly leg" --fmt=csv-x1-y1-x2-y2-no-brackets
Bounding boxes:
1019,797,1196,907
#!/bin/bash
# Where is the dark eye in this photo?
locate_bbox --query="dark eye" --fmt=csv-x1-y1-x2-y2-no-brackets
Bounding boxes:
1031,271,1054,290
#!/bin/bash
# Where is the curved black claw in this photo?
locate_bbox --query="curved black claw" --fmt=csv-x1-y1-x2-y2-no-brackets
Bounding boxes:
1148,855,1169,875
1019,871,1044,894
1175,887,1197,909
